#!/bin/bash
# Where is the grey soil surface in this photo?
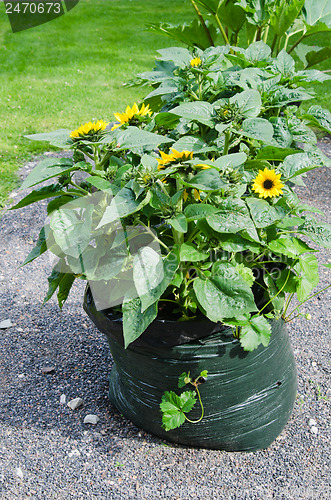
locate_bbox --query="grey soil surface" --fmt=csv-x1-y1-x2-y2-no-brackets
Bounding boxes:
0,144,330,500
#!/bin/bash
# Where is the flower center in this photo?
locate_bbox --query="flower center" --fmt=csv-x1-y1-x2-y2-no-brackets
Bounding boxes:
263,179,274,189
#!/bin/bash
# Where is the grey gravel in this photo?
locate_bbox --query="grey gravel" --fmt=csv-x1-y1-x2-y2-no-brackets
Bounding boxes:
0,146,330,500
0,319,13,329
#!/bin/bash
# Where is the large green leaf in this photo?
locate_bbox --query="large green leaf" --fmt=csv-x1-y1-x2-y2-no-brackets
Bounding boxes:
268,235,316,257
112,126,173,153
246,197,284,228
11,184,66,210
303,105,331,133
236,118,274,143
122,297,158,348
180,242,209,262
230,89,262,118
245,41,271,63
239,315,271,352
170,101,215,127
133,247,179,312
299,216,331,248
148,20,218,51
193,269,257,322
171,136,208,152
184,204,219,221
22,226,48,266
216,0,246,33
50,205,93,259
97,186,150,228
304,0,331,27
270,88,312,107
25,129,71,147
43,264,75,308
156,46,193,66
21,157,74,190
270,118,293,148
296,253,319,301
281,153,316,183
271,50,295,78
181,168,225,191
305,47,331,67
270,0,305,37
206,198,258,238
168,213,188,233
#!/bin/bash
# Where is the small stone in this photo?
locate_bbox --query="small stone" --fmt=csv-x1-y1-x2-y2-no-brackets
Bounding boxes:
41,366,55,375
68,449,81,457
308,418,317,427
310,426,318,435
60,394,66,404
18,374,24,379
67,397,84,410
17,327,24,332
312,361,317,367
16,468,23,479
0,320,13,329
84,414,100,425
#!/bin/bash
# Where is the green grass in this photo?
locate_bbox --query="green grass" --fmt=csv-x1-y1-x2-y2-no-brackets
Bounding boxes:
0,0,330,207
0,0,189,206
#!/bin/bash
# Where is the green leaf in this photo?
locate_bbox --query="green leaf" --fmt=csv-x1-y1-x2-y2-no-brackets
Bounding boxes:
50,205,93,259
238,118,274,143
155,112,180,129
305,46,331,68
216,0,246,32
171,136,208,153
299,216,331,248
157,46,192,66
184,204,218,221
178,372,191,389
181,168,225,192
270,118,293,148
122,297,158,348
170,101,215,127
193,268,257,322
148,19,218,51
281,153,315,182
303,0,331,28
97,186,150,227
276,269,298,293
239,315,271,352
230,89,262,118
160,390,196,431
25,129,71,147
268,235,316,258
270,0,305,37
57,273,76,309
263,273,285,313
271,49,296,78
21,157,74,190
245,41,271,63
303,105,331,133
270,88,312,107
180,243,209,262
168,213,188,233
256,146,300,161
112,126,173,153
22,226,48,266
10,184,66,210
86,177,113,192
235,263,255,287
246,197,284,228
297,253,319,301
206,198,258,240
133,247,179,312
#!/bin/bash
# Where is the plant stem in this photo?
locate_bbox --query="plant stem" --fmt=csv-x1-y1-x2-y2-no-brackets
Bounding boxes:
288,33,306,54
184,386,204,424
263,25,269,44
223,131,231,155
214,12,230,45
271,33,278,54
139,221,171,252
259,268,291,315
190,0,215,46
284,284,331,322
283,34,290,52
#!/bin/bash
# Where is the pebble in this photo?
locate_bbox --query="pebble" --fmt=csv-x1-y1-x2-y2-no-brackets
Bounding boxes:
0,319,13,329
41,366,55,375
308,418,317,427
60,394,66,404
84,414,100,425
310,426,318,435
67,397,84,410
68,449,81,458
16,467,23,479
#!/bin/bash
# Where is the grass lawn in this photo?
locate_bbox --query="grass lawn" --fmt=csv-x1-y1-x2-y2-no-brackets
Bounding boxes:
0,0,330,207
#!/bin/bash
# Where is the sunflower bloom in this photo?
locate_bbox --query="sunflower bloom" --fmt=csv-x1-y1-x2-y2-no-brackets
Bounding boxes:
70,120,109,139
157,149,193,170
252,168,284,199
111,103,152,130
190,57,202,67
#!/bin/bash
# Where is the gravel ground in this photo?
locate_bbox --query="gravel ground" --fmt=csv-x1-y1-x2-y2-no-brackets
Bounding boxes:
0,144,330,500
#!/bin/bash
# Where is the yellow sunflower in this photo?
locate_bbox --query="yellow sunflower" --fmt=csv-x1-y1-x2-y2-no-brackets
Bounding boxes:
252,168,284,198
190,57,202,67
157,149,193,170
111,103,152,130
70,120,109,139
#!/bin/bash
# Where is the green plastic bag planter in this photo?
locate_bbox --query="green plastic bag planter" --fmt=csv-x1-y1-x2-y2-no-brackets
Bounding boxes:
83,287,297,452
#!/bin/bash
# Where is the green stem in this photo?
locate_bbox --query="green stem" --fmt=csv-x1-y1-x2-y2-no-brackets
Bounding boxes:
271,33,278,55
184,386,204,424
288,33,306,54
214,12,230,45
139,221,171,252
283,292,295,317
263,25,269,44
190,0,215,46
284,284,331,322
223,131,231,155
276,35,282,56
259,268,291,315
283,34,290,52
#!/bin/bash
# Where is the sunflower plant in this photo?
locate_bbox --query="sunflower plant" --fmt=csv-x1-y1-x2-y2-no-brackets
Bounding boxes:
12,41,331,354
